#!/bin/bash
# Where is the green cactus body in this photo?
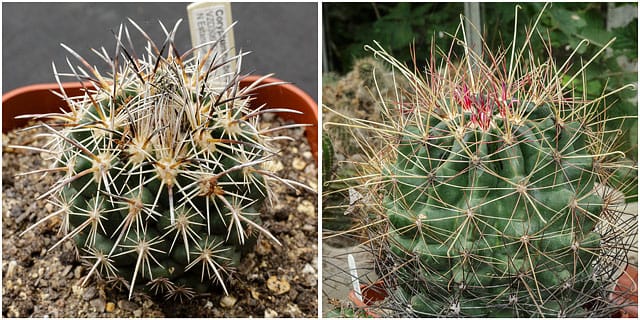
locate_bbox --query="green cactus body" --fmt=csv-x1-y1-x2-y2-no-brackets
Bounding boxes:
384,101,605,317
26,20,308,300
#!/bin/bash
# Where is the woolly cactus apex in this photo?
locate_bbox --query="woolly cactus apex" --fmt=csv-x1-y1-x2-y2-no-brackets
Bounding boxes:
20,19,313,300
327,7,637,318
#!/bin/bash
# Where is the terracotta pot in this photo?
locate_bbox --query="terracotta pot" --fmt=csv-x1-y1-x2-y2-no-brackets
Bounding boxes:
611,265,638,318
347,281,387,318
2,75,318,162
349,266,639,318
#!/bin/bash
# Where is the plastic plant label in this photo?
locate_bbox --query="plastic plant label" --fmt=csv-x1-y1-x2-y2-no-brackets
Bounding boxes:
187,2,236,76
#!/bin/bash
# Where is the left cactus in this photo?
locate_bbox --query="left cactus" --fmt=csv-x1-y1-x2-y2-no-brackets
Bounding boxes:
20,19,310,300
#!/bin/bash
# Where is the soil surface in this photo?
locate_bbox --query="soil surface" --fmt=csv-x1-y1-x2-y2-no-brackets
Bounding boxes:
2,115,318,318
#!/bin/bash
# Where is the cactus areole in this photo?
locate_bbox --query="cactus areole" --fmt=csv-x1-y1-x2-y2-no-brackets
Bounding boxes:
339,9,637,318
21,20,310,300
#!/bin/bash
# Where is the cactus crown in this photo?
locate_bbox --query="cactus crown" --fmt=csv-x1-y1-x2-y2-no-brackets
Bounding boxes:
22,19,311,300
327,6,637,317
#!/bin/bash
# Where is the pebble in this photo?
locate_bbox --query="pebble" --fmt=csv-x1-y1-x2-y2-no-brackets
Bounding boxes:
6,260,18,277
302,151,312,160
64,241,74,251
106,302,116,313
251,288,260,300
61,265,73,277
296,200,315,218
90,298,106,312
40,292,51,302
82,286,97,301
74,266,84,279
72,284,83,296
264,308,278,318
261,112,276,122
133,309,143,317
264,160,284,172
292,157,307,170
118,299,139,312
285,303,302,317
255,239,272,255
220,295,237,308
302,263,316,275
266,275,290,295
9,205,21,218
302,263,318,287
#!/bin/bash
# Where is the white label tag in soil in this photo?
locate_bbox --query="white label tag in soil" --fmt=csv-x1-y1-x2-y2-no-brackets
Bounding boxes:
187,2,236,76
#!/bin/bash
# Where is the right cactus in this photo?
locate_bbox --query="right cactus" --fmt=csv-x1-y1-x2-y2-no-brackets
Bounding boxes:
329,10,638,318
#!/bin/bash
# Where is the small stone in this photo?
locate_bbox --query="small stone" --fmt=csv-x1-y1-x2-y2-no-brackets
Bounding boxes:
285,303,302,317
302,151,312,160
6,260,18,277
204,300,214,309
302,263,316,275
106,302,116,313
263,160,284,172
264,308,278,318
74,266,84,279
292,157,307,171
302,263,318,287
118,299,138,312
266,275,290,295
61,265,73,277
255,239,272,255
133,309,143,317
296,200,315,218
251,288,260,300
82,286,97,301
220,295,237,308
5,280,13,291
64,241,74,251
45,202,54,213
90,298,106,312
72,284,83,296
261,112,276,122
